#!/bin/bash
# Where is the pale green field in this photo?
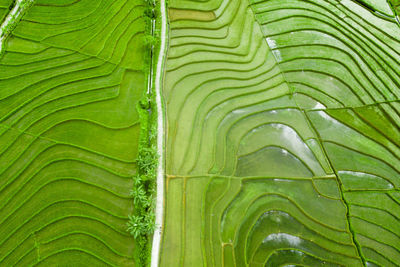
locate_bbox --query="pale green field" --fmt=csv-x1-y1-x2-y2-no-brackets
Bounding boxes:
160,0,400,266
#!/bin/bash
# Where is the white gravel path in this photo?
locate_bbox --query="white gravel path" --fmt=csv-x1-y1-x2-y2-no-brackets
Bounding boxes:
151,0,167,265
0,0,35,55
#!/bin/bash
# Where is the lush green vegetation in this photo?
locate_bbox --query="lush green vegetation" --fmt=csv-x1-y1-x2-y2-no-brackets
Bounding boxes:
161,0,400,266
0,1,11,22
1,0,400,266
391,0,400,16
128,97,159,266
0,0,157,265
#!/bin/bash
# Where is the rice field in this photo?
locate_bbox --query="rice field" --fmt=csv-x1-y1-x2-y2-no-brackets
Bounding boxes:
0,0,149,265
1,0,400,266
160,0,400,266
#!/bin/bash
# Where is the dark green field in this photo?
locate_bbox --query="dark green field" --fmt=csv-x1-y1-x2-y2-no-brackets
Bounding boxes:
0,0,150,265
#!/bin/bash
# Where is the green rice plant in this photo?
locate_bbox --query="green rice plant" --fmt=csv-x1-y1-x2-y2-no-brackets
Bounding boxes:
160,0,400,266
0,0,151,265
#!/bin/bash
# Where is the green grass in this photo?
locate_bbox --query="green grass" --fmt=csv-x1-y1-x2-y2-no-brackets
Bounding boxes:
160,0,400,266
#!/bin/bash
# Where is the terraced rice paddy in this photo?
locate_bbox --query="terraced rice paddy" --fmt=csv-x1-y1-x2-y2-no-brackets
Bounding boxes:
0,1,11,22
160,0,400,266
1,0,400,266
0,0,149,265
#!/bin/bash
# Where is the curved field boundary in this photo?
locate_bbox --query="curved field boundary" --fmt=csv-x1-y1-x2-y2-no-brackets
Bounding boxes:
160,0,400,266
0,0,150,265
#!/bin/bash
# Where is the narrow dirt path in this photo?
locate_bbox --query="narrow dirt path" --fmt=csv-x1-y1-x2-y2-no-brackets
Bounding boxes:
151,0,167,265
0,0,34,56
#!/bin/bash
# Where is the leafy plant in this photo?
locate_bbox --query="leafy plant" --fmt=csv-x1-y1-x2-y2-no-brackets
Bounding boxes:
126,75,158,266
127,213,156,239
